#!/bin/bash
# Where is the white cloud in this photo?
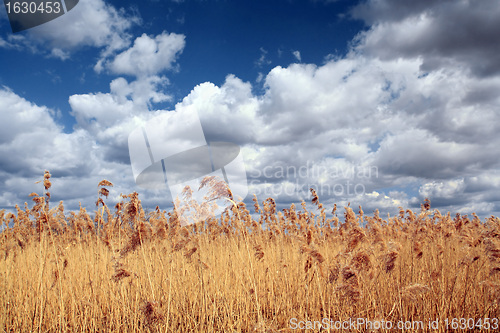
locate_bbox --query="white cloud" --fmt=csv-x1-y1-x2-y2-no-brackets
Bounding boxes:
0,87,62,147
419,179,466,200
101,32,186,77
50,48,70,60
292,50,301,62
175,74,260,145
68,75,174,167
255,58,404,145
69,76,171,128
255,47,272,67
0,87,99,207
0,83,172,212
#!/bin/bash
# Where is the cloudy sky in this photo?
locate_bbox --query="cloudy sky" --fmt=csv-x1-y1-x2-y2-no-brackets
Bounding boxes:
1,0,499,220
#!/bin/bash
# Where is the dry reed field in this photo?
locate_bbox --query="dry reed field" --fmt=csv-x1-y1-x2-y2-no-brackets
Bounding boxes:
1,171,500,332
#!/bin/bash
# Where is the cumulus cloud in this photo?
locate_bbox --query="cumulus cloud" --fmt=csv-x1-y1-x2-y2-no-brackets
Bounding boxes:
420,179,465,200
68,74,174,166
99,32,186,77
255,58,408,146
0,87,99,207
0,83,173,212
175,74,260,145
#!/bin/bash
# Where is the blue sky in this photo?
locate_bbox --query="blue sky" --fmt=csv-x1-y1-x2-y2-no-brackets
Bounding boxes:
1,0,500,220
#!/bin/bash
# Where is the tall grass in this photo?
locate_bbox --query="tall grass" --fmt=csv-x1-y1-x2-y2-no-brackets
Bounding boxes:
1,172,499,332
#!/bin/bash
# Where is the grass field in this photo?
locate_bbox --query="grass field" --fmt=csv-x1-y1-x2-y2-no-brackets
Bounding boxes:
1,171,500,332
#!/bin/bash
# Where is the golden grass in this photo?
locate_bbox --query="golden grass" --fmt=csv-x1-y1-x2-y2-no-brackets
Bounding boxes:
1,172,500,332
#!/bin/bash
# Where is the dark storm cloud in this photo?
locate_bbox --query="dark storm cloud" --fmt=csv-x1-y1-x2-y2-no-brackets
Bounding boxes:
352,0,456,24
352,0,500,77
